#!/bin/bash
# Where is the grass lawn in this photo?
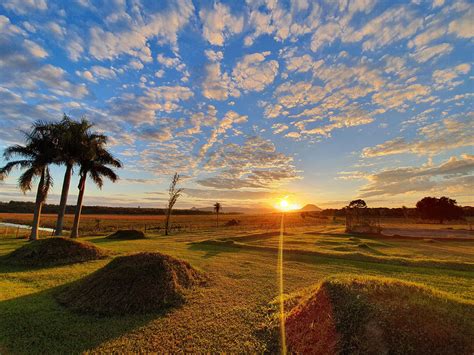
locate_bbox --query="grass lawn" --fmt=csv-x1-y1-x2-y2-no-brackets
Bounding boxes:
0,219,473,353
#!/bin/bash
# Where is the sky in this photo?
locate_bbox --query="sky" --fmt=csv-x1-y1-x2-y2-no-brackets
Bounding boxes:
0,0,473,210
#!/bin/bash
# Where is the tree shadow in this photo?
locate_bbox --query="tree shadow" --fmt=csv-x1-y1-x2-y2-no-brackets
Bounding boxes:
188,241,241,259
0,283,167,353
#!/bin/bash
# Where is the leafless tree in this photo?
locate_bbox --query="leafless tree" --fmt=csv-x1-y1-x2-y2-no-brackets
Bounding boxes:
164,173,183,236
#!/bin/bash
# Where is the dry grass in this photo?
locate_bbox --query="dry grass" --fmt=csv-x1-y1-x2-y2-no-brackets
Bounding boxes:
56,252,205,315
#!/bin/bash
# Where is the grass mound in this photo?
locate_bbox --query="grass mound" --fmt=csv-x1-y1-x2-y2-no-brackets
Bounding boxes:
2,237,109,267
56,252,205,315
106,229,146,240
284,278,474,354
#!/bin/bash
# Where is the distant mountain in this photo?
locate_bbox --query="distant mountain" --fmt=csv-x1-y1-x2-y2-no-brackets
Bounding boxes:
300,204,322,212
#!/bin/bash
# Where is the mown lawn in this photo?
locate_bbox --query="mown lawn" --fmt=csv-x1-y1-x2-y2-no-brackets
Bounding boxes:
0,225,473,353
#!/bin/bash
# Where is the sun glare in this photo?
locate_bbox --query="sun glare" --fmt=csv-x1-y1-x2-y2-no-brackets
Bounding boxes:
277,198,300,212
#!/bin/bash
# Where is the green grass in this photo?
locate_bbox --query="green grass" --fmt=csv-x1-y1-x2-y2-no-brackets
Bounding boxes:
0,223,473,353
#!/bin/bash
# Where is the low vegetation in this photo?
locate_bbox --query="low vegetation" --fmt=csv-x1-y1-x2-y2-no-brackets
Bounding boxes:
56,252,205,316
106,229,147,240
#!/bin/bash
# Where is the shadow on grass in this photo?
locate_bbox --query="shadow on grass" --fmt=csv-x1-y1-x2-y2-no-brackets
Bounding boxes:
188,241,241,259
0,283,166,354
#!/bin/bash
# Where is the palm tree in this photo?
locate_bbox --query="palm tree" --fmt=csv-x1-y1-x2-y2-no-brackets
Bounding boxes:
0,122,60,240
70,134,121,238
54,115,93,236
214,202,221,227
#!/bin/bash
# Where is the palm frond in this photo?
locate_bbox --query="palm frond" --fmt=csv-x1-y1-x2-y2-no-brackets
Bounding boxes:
18,166,38,193
0,160,33,179
3,145,35,159
89,169,104,189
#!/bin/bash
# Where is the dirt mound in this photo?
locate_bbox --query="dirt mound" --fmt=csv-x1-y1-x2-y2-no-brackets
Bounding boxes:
106,229,146,240
284,278,474,354
2,237,109,267
56,252,205,315
224,219,240,227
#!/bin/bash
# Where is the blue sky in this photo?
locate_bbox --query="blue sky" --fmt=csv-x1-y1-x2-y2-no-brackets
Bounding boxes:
0,0,473,209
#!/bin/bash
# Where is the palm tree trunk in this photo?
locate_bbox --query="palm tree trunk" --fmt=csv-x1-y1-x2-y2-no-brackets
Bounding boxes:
71,174,86,238
216,212,219,228
30,168,46,241
54,163,72,236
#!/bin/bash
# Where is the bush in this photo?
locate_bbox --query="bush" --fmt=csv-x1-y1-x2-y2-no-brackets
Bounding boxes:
106,229,146,240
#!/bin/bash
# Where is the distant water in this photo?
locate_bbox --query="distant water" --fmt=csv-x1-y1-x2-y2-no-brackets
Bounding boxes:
0,222,55,233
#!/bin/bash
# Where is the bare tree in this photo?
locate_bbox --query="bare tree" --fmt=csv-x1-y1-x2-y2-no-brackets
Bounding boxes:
214,202,221,227
164,173,183,236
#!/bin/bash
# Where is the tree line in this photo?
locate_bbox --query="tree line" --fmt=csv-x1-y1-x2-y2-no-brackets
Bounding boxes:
318,197,471,223
0,201,215,215
0,116,121,240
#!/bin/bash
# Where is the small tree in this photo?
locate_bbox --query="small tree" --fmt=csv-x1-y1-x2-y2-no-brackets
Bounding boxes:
348,199,367,209
347,199,367,226
214,202,221,227
164,173,183,236
416,196,463,224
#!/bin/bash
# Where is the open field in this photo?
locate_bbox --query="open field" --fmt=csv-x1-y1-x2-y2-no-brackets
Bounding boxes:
0,214,473,353
1,212,473,235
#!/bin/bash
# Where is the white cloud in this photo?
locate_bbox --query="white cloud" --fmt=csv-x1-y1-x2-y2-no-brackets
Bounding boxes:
199,110,248,158
448,8,474,38
47,22,66,38
232,52,279,92
91,65,116,79
0,15,25,36
24,39,48,58
88,0,194,61
362,114,474,157
198,136,299,189
204,49,223,62
1,0,47,14
342,6,423,51
432,63,471,90
359,154,474,198
202,62,239,100
199,2,243,46
411,43,453,63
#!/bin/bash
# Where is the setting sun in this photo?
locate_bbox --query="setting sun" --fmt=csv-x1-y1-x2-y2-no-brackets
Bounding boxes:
276,198,301,212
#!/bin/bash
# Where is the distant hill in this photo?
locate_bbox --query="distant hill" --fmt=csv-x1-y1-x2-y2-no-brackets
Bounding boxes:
300,204,322,212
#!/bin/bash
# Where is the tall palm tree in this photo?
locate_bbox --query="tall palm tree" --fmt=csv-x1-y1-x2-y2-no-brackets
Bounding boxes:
70,134,121,238
0,122,60,240
54,115,93,236
214,202,221,228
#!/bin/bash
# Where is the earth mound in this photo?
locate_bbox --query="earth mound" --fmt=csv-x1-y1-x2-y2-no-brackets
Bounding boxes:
2,237,109,267
56,252,205,315
106,229,146,240
284,278,474,354
224,219,240,227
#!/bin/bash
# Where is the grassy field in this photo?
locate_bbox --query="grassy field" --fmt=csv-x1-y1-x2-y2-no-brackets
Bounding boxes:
0,214,473,353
